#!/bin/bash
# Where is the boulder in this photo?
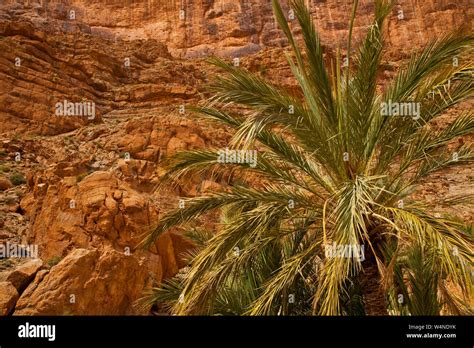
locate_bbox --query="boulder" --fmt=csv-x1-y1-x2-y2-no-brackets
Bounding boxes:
0,259,43,292
0,281,19,315
14,248,151,315
0,176,13,191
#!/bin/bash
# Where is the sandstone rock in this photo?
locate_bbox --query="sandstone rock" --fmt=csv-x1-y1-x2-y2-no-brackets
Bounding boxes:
0,176,12,191
0,259,43,292
166,137,187,157
15,270,49,298
15,166,193,314
1,0,470,59
0,281,19,316
20,170,161,259
0,19,202,136
14,248,150,315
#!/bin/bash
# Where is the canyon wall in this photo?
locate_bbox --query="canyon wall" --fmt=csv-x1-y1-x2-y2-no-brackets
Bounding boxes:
1,0,471,135
2,0,472,58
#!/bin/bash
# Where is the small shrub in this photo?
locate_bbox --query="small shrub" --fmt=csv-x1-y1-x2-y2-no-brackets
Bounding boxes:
0,258,13,270
4,195,17,205
9,172,26,186
46,256,62,267
76,171,90,182
0,164,10,173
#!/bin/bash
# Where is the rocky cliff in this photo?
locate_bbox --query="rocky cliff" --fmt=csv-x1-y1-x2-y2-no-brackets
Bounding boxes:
1,0,472,58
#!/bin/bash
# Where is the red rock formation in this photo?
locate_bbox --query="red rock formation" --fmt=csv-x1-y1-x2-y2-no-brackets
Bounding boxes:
0,19,203,135
14,248,150,315
1,0,471,58
0,281,19,315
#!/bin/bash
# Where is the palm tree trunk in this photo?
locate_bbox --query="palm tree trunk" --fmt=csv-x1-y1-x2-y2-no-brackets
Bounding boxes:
359,251,388,315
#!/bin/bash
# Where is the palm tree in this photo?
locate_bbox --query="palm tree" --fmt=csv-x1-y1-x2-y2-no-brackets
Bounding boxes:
142,0,473,315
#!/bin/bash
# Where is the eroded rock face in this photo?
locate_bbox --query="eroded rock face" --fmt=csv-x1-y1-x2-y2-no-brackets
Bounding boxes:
14,248,150,315
21,171,155,258
20,167,194,276
1,1,470,136
1,0,471,58
0,281,19,315
0,19,203,135
0,132,201,316
0,259,43,292
0,177,13,191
